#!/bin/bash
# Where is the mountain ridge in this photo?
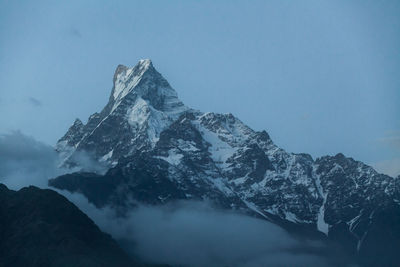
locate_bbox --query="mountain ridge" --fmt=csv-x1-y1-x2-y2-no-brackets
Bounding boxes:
57,59,188,167
51,59,400,266
0,183,141,267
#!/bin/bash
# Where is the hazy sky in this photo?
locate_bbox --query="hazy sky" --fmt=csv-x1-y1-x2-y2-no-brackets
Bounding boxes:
0,0,399,176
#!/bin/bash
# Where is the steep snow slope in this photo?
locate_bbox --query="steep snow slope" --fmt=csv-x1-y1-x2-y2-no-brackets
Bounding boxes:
57,59,188,166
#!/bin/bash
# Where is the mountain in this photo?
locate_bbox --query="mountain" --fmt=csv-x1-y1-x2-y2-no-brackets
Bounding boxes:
51,59,400,266
0,183,141,267
56,59,187,167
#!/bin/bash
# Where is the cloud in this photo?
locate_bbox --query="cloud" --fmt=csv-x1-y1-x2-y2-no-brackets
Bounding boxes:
67,150,108,174
28,97,42,107
124,203,329,267
378,130,400,151
300,113,311,121
0,131,61,189
60,197,331,267
69,26,82,38
374,130,400,177
373,158,400,177
0,131,104,190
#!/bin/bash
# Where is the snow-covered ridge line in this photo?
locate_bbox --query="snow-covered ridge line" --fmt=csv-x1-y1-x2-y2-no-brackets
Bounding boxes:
56,59,400,246
57,59,188,165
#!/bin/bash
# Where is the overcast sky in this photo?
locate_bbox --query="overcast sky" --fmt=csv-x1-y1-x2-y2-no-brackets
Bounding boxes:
0,0,399,176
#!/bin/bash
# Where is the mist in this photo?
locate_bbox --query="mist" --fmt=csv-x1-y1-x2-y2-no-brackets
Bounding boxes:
0,131,106,190
100,202,329,267
0,131,61,189
62,192,331,267
0,131,332,266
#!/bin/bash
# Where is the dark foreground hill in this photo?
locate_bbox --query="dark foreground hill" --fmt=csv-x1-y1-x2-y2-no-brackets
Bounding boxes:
0,183,141,267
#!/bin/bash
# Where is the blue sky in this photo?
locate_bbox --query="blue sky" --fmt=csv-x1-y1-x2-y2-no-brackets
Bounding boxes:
0,0,399,176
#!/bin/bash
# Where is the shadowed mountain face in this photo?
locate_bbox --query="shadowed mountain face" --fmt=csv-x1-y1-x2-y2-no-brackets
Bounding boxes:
51,59,400,266
0,184,140,267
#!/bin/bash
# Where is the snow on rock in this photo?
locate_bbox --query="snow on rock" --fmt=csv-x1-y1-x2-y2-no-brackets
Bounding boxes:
100,150,113,162
155,149,183,166
315,170,329,235
196,121,238,168
55,59,400,255
57,59,188,165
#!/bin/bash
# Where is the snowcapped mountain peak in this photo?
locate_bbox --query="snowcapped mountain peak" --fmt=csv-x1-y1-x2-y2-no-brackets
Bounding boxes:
72,118,83,127
138,58,152,68
109,59,184,113
57,59,188,165
111,59,154,102
113,64,129,81
54,60,400,265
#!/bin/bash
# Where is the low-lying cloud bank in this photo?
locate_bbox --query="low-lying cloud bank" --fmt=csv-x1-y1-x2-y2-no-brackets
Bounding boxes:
0,131,105,190
0,131,332,266
63,192,330,267
0,131,61,189
94,202,329,267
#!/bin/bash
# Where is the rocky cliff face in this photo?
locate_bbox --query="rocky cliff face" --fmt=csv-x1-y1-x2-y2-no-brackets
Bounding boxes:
52,59,400,266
